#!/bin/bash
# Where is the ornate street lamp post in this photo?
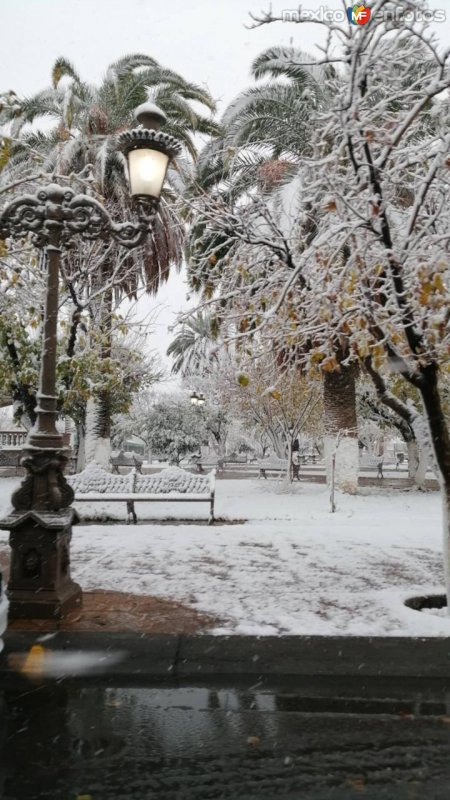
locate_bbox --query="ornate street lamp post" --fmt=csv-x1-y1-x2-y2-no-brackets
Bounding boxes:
0,103,181,619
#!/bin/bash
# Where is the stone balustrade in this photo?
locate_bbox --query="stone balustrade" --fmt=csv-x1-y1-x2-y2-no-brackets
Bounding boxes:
0,430,27,448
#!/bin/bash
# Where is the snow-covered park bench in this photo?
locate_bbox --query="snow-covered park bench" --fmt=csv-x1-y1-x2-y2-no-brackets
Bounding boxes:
218,454,248,470
110,450,143,474
359,454,397,478
68,464,216,524
257,457,288,479
359,455,384,478
189,454,249,474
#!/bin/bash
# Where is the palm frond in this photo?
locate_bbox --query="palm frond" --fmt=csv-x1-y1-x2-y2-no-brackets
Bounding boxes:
4,89,65,125
52,57,82,89
106,53,160,81
167,312,217,375
251,46,331,86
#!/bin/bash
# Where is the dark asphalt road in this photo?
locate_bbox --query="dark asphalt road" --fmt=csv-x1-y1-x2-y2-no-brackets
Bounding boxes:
1,683,450,799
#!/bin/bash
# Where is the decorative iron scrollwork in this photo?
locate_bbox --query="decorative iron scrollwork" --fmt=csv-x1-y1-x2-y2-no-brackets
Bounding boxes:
0,183,156,249
117,127,182,161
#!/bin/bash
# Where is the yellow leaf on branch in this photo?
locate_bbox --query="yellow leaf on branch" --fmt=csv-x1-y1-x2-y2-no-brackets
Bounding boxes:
433,274,445,293
322,356,338,372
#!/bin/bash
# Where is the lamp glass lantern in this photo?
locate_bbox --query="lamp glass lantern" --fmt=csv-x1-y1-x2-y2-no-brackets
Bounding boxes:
128,148,170,200
118,101,182,204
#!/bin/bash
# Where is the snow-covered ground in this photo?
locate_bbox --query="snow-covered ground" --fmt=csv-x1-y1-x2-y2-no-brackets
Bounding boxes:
0,476,447,637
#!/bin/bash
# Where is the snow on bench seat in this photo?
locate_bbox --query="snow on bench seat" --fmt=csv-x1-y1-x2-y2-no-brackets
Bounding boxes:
68,464,216,524
257,458,287,478
359,455,396,470
72,493,211,501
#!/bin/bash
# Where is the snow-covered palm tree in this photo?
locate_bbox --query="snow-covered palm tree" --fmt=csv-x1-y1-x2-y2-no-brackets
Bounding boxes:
0,54,217,466
167,312,219,376
193,46,333,200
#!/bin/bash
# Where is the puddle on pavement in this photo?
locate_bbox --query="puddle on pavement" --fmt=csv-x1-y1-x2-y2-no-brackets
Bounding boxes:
1,683,450,798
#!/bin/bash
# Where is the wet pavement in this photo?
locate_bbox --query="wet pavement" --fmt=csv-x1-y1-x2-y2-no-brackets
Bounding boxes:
1,681,450,799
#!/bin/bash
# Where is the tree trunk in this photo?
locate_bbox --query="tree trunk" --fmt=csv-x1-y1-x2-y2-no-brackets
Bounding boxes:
259,438,269,459
75,420,86,472
18,409,33,431
407,440,427,488
314,438,325,458
418,365,450,609
217,438,226,459
286,437,293,482
85,261,113,469
323,364,359,493
264,427,285,459
444,486,450,607
330,448,337,512
84,397,111,469
12,394,36,431
407,440,419,480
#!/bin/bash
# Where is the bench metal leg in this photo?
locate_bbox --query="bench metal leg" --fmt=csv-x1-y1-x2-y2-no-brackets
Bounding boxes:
209,495,215,525
126,500,137,525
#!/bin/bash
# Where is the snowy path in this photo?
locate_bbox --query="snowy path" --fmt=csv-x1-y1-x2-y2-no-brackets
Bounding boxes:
0,477,447,637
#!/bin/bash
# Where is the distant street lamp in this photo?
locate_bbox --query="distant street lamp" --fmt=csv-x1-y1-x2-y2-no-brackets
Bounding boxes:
0,103,181,620
190,392,205,407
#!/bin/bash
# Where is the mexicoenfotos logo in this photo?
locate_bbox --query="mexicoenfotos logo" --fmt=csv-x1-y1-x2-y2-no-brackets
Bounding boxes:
281,6,446,24
281,5,447,25
347,4,371,25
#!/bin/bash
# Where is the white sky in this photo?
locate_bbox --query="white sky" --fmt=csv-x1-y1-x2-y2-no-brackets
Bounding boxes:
1,0,450,378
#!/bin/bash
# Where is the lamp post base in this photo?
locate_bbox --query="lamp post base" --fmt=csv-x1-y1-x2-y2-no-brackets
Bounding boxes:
7,583,82,620
0,508,82,620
